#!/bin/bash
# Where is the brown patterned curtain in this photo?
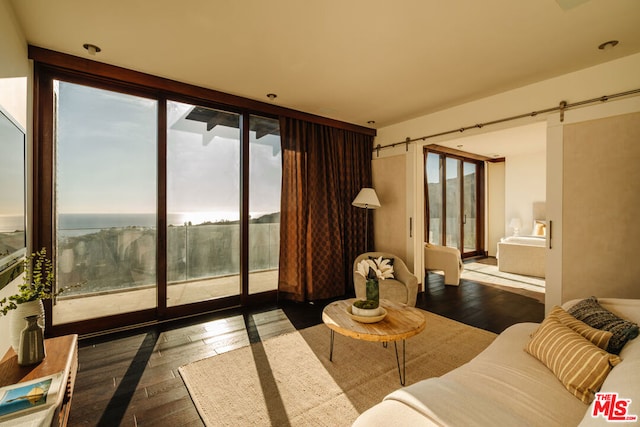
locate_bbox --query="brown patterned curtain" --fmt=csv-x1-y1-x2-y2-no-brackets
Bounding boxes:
278,117,373,302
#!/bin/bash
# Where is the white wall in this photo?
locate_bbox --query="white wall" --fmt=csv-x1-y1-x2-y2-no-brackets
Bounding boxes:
486,162,504,257
0,0,29,356
0,0,28,125
373,53,640,304
504,150,546,236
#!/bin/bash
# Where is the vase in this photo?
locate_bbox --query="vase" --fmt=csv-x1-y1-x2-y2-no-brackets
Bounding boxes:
365,279,379,308
18,315,46,366
10,300,45,351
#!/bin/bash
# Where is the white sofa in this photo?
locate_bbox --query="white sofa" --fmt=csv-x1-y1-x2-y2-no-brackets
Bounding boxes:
353,298,640,426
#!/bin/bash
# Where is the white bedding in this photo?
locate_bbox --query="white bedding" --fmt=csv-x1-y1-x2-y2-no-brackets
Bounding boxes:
500,235,545,247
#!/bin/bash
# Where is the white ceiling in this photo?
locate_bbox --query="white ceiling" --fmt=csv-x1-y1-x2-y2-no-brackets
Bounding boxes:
434,121,547,159
9,0,640,131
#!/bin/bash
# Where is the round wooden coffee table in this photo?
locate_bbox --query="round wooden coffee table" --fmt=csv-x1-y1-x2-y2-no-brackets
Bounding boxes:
322,298,426,385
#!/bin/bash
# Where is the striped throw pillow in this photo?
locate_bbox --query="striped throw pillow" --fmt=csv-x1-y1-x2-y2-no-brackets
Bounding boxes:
525,316,621,404
547,306,612,350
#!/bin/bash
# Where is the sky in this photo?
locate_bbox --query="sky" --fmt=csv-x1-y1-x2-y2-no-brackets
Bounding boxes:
55,82,281,222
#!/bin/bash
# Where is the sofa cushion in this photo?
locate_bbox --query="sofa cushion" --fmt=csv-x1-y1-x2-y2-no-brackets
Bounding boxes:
567,296,639,354
547,306,612,350
526,316,621,404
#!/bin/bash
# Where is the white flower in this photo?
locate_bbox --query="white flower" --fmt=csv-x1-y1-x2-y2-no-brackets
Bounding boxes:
355,259,373,279
355,257,394,281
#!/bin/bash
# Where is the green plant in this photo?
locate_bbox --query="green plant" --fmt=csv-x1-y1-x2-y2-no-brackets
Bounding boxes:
353,299,378,310
0,248,60,316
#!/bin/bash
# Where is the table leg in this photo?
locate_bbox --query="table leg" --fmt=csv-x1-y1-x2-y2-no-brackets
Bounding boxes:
393,340,406,386
329,329,335,362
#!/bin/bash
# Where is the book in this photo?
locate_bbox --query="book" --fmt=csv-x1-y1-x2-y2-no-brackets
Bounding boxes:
0,372,63,426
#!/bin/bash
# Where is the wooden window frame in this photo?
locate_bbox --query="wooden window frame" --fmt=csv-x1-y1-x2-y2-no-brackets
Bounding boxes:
31,47,375,337
423,146,485,258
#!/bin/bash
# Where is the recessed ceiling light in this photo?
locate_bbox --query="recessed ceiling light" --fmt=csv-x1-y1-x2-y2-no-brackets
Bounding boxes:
83,43,101,55
266,93,277,101
598,40,619,50
457,145,463,148
367,120,376,125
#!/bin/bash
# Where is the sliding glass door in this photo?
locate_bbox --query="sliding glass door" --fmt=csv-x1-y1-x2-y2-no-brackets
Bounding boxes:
166,101,241,307
53,81,158,324
425,149,483,258
445,157,461,248
248,115,281,295
462,162,478,254
41,74,281,333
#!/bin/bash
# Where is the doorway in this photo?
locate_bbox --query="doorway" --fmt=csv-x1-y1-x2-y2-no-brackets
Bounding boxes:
424,149,484,258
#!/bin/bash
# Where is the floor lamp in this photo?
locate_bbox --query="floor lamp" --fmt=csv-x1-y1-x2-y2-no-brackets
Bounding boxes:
352,188,381,251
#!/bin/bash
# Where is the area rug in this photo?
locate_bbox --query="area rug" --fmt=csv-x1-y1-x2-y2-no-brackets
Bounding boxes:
178,311,496,427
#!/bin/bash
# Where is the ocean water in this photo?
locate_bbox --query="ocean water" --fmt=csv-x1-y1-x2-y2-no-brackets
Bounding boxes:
56,212,273,236
2,212,274,235
59,213,157,230
0,215,25,233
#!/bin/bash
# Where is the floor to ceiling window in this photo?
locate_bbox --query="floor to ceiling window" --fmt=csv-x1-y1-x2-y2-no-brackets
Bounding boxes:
34,65,282,335
424,149,484,258
248,115,281,295
53,81,158,324
166,101,242,307
31,48,374,336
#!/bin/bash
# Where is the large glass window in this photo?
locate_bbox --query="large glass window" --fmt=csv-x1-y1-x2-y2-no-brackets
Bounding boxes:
445,157,461,248
425,149,483,258
53,81,158,324
166,101,241,306
33,61,286,335
425,152,442,245
463,162,477,253
248,115,281,294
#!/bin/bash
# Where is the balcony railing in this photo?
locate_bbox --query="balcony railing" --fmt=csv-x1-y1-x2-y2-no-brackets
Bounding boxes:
57,222,279,298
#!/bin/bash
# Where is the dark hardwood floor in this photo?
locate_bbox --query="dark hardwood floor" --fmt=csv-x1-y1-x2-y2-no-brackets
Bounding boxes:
67,269,544,426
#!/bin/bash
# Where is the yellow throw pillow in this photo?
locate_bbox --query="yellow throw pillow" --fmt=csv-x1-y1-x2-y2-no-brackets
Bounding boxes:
533,220,546,236
526,316,621,404
546,306,612,350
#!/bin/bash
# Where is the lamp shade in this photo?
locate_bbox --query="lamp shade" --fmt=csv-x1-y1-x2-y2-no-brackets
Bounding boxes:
352,188,381,209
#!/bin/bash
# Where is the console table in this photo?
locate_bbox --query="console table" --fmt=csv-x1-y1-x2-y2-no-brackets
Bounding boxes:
0,334,78,427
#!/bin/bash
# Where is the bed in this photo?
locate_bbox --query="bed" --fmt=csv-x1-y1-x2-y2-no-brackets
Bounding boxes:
497,235,546,278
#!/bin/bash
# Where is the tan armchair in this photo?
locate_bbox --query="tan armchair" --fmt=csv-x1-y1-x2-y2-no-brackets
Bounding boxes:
424,243,463,286
353,252,418,307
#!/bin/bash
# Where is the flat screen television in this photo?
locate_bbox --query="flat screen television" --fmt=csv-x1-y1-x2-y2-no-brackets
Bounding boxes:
0,105,26,290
